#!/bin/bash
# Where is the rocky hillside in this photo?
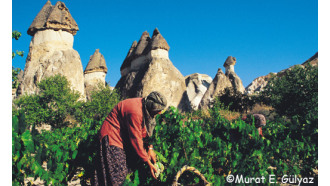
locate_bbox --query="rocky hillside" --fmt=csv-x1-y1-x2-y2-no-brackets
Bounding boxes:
245,52,318,95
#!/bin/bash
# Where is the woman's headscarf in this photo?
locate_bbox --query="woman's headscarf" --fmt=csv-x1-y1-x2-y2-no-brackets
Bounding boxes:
143,91,167,137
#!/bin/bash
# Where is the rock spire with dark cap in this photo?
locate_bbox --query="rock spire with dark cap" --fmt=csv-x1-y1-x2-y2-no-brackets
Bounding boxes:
27,1,79,36
134,31,151,57
18,0,85,99
199,68,232,110
223,56,236,68
150,28,170,51
120,41,138,72
116,28,187,110
84,49,108,74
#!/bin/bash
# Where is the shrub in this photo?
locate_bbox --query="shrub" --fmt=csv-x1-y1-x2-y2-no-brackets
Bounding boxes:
124,106,316,185
12,112,36,185
80,84,121,121
261,63,318,177
12,76,122,185
12,111,103,185
213,87,257,113
14,75,82,129
261,63,318,119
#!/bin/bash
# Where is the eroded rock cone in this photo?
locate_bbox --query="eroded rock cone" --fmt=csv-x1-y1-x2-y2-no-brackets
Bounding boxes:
116,28,187,110
199,68,232,110
84,49,108,100
185,73,212,110
17,1,85,99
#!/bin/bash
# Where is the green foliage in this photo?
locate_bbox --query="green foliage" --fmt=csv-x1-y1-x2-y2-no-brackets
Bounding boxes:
12,31,24,58
12,30,24,89
12,67,21,89
260,63,318,177
12,112,37,185
12,70,317,185
12,75,122,185
124,106,317,185
12,31,22,40
12,111,103,185
213,87,257,113
14,75,82,128
81,84,121,121
262,64,318,119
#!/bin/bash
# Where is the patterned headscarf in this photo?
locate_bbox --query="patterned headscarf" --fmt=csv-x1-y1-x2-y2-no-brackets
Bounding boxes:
143,91,167,137
253,114,266,128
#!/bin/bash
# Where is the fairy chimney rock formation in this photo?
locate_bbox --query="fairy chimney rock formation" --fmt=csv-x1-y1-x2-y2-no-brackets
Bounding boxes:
116,28,187,110
120,28,170,77
185,73,213,110
27,1,79,36
17,1,85,99
223,56,236,73
199,68,232,110
84,49,108,99
223,56,245,93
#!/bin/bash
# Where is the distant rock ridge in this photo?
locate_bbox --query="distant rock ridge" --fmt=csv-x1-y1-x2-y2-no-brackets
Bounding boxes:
116,28,188,110
27,1,79,36
245,52,318,95
17,1,85,99
302,52,318,66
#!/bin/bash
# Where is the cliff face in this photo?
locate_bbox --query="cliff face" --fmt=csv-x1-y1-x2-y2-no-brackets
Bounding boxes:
17,1,85,99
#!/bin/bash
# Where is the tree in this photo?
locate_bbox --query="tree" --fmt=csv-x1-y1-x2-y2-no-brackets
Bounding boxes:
261,63,318,119
80,84,121,121
14,75,82,129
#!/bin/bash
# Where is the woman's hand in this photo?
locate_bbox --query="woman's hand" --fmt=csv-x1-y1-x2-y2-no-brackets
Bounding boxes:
147,160,158,179
148,145,157,164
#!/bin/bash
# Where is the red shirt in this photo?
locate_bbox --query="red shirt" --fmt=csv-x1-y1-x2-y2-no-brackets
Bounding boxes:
99,98,149,162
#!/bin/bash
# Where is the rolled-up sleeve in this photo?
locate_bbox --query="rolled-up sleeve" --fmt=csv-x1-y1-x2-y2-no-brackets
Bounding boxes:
126,113,149,162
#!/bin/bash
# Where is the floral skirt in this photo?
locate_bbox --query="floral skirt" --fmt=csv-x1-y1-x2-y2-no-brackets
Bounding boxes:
92,135,128,186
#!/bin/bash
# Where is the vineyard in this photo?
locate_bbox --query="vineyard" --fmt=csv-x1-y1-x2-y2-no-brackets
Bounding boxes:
12,64,318,185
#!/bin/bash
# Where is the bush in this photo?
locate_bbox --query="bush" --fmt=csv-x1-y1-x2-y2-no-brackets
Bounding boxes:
12,75,122,185
12,72,318,185
124,105,317,185
213,87,257,113
14,75,82,129
261,63,318,177
12,111,103,185
12,112,36,185
261,63,318,119
80,84,121,121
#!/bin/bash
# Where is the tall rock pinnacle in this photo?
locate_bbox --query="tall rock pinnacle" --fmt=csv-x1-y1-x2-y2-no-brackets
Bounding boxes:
27,1,79,36
116,28,188,110
150,28,170,51
17,1,85,99
84,49,107,74
84,49,108,100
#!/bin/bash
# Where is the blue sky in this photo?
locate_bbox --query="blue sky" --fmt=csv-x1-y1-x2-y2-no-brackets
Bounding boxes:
12,0,318,87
